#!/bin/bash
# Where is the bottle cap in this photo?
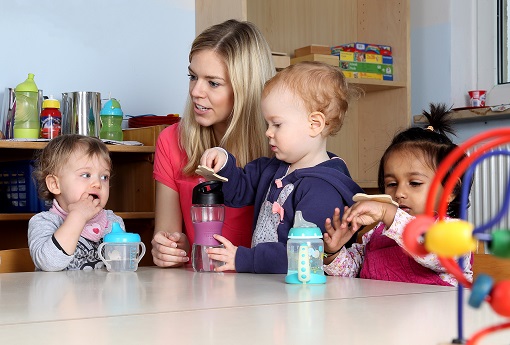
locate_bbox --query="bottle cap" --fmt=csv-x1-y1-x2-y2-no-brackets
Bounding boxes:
42,95,60,109
192,181,224,205
288,211,322,239
15,73,38,92
100,98,123,116
103,222,141,243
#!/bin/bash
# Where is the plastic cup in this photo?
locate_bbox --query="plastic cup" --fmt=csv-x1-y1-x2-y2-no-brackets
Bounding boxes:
468,90,487,107
98,242,146,272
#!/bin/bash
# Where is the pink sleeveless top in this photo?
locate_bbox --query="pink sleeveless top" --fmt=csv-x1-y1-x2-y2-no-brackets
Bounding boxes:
359,223,451,286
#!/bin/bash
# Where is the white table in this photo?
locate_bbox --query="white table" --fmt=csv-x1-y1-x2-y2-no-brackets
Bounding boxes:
0,267,507,344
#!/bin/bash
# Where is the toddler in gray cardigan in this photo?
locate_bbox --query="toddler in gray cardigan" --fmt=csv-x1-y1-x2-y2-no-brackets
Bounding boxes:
28,134,124,271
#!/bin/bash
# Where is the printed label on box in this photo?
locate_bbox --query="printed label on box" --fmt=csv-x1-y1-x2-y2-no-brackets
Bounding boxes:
331,42,392,56
342,71,393,81
333,51,393,65
340,61,393,75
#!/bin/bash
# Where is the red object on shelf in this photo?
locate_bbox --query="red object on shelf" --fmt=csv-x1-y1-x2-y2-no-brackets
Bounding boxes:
128,114,180,128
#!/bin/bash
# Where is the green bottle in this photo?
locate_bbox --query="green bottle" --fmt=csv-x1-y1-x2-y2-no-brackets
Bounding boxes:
14,73,40,139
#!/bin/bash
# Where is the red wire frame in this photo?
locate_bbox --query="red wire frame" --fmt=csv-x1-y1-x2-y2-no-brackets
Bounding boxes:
421,128,510,344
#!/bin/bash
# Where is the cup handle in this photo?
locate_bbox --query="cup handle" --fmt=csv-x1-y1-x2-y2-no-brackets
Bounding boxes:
297,244,311,283
136,242,146,263
97,243,111,271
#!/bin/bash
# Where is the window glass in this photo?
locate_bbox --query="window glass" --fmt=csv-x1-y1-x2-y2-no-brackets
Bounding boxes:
498,0,510,83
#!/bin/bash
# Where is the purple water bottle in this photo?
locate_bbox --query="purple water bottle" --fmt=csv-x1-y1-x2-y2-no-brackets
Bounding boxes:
191,181,225,272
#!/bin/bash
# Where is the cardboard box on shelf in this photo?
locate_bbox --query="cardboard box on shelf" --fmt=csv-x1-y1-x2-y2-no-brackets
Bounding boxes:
342,71,393,81
340,61,393,75
332,51,393,65
272,52,290,70
294,44,331,58
290,54,339,67
333,42,392,56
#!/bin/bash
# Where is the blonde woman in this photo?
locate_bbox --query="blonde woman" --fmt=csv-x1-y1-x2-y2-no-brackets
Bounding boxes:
152,19,275,267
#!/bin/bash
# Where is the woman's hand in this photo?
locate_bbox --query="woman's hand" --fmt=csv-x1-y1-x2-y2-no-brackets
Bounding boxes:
206,234,237,272
200,148,227,172
151,231,190,267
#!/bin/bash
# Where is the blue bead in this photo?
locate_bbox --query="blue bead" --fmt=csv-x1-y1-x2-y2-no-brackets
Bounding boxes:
468,274,494,308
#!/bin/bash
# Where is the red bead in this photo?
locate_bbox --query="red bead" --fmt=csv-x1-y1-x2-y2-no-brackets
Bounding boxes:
403,215,434,256
489,280,510,317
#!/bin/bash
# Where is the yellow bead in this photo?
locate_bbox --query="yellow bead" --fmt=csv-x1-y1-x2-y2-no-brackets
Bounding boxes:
424,219,475,257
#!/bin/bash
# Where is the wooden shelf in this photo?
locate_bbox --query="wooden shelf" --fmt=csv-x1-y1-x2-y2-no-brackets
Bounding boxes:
347,79,406,93
0,125,166,258
0,140,155,153
414,107,510,124
116,212,155,219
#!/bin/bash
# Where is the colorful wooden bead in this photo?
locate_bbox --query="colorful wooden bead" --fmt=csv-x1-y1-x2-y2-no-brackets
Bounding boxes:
489,280,510,317
425,219,475,257
468,274,494,308
490,230,510,258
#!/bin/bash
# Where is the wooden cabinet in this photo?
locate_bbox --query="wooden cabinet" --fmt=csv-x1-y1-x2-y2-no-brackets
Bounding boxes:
196,0,411,188
0,125,167,266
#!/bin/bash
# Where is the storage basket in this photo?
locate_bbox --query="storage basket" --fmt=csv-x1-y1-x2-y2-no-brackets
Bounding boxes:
0,160,48,213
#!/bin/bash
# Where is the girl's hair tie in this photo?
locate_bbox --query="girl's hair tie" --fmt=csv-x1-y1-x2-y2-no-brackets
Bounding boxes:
426,125,434,132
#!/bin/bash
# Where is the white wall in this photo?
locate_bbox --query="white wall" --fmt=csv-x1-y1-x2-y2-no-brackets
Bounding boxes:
410,0,477,115
0,0,195,122
411,0,510,142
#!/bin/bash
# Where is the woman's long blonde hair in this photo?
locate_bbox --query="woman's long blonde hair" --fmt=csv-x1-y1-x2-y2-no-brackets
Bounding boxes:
180,19,275,175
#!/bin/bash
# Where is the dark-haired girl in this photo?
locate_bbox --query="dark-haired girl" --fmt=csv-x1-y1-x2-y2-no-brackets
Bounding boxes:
323,103,473,286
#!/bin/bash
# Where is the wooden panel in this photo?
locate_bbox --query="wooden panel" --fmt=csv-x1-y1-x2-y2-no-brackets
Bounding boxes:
473,253,510,283
327,99,359,179
0,248,34,273
195,0,247,35
357,0,410,84
123,125,168,146
107,154,155,212
358,87,410,187
0,221,32,250
247,0,357,56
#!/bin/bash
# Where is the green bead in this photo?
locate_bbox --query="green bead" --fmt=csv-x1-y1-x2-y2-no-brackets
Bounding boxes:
490,230,510,258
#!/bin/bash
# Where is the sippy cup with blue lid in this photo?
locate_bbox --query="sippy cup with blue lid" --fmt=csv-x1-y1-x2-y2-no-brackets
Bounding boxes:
98,222,146,272
285,211,327,284
99,98,123,141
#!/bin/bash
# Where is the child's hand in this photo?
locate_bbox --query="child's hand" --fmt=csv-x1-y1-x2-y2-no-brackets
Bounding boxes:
67,192,103,222
206,234,237,272
342,200,397,231
200,148,227,173
323,207,357,254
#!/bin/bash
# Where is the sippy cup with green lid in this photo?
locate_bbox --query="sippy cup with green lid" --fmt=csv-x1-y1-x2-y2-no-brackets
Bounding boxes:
285,211,327,284
98,222,146,272
99,98,123,141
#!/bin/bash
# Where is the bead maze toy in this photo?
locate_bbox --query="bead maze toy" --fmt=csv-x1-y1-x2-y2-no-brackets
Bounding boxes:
403,128,510,344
